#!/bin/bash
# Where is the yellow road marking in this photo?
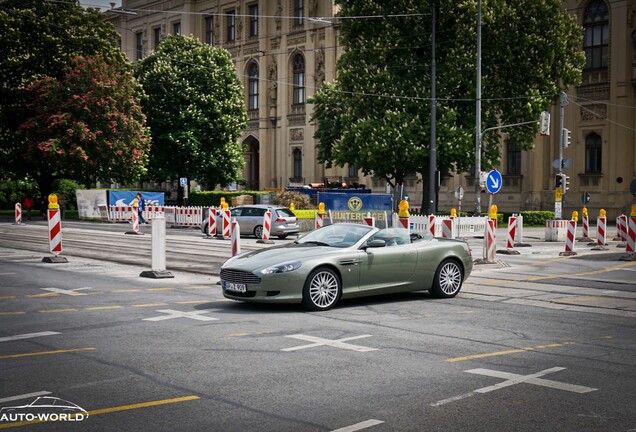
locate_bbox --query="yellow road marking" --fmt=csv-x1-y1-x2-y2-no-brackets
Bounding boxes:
146,288,174,292
0,312,25,316
527,262,636,281
132,303,168,308
446,342,575,362
0,347,95,360
113,289,142,293
174,300,206,305
85,306,124,311
183,286,213,290
38,308,77,313
27,293,59,298
0,296,16,299
553,297,604,303
0,395,199,429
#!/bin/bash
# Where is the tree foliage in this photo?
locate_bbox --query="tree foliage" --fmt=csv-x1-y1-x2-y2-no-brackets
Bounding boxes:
310,0,584,191
135,35,248,191
0,0,127,193
19,55,150,194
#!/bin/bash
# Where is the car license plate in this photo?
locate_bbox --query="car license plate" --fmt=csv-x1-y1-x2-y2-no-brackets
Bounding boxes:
223,281,246,293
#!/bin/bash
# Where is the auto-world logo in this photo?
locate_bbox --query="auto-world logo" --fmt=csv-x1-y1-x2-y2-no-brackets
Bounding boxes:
0,396,88,423
347,196,363,211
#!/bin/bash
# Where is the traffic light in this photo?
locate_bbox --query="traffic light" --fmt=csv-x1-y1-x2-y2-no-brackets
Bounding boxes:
563,128,571,148
562,174,570,194
555,174,562,189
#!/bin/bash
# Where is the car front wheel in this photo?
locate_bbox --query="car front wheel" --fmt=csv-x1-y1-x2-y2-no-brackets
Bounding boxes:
302,267,341,311
253,225,263,239
430,259,463,298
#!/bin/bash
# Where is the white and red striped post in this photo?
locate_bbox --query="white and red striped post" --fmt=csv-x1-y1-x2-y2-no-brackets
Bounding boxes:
208,207,217,237
427,215,436,237
47,208,62,256
257,210,273,244
131,209,140,233
231,219,241,256
315,212,323,229
441,218,455,239
592,216,608,250
222,209,231,239
484,219,497,262
616,215,627,242
560,220,578,256
626,217,636,254
363,212,375,227
14,203,22,224
507,216,517,250
582,213,590,240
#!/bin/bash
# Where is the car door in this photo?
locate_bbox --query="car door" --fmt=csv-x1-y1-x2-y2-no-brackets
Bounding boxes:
357,242,418,295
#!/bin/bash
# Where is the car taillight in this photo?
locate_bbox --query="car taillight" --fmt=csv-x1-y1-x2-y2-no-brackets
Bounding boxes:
275,218,286,223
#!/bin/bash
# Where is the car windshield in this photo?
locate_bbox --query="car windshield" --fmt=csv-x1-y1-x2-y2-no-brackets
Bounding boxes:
296,224,373,248
368,228,411,246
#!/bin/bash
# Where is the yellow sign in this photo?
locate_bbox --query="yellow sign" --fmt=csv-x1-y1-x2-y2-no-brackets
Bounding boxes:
555,188,563,201
347,197,363,212
48,193,59,209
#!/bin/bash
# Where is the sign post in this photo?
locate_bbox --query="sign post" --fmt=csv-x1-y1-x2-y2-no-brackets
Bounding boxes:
485,169,502,212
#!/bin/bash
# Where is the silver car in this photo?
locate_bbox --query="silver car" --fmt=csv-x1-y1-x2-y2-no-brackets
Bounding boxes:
202,204,300,239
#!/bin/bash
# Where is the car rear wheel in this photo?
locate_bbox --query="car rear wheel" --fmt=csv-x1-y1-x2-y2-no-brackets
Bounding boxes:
302,267,341,311
253,225,263,239
277,233,288,239
430,259,463,298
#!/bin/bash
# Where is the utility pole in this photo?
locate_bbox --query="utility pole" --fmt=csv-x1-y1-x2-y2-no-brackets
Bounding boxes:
474,0,482,215
428,4,437,215
555,91,568,220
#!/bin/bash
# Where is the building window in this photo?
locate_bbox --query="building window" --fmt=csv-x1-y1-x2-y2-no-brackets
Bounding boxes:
205,17,214,45
227,11,236,42
294,0,304,26
292,54,305,105
249,4,258,38
293,148,302,179
248,62,259,111
348,164,358,178
135,32,143,60
173,22,181,35
153,27,161,50
585,133,602,173
507,142,521,175
583,0,608,70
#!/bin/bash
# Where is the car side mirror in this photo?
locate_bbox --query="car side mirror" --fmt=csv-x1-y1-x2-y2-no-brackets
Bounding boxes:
365,239,386,248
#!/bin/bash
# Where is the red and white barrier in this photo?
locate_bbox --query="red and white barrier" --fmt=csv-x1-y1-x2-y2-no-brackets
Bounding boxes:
507,216,517,250
398,216,410,231
363,212,375,227
262,210,272,241
595,216,607,248
582,214,590,240
222,209,231,238
48,208,62,255
441,219,455,239
109,205,134,222
131,209,140,233
315,212,324,229
231,219,240,256
427,215,436,237
484,219,497,262
626,217,636,254
14,203,21,224
616,215,627,242
560,220,577,256
207,207,217,237
174,207,202,227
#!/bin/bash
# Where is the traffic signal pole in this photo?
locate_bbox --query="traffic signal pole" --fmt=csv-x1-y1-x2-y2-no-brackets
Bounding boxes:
555,92,568,219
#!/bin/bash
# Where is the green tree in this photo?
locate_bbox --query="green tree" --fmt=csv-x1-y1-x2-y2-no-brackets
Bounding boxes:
0,0,127,194
135,35,248,200
310,0,584,206
19,55,151,195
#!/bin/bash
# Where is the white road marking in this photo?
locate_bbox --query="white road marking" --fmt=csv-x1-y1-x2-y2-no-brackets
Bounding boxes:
0,331,60,343
0,391,51,403
431,367,596,407
143,309,219,322
42,287,91,296
282,334,378,352
331,419,384,432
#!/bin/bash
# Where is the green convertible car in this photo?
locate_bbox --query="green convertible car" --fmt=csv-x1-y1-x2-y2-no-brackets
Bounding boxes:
220,223,473,311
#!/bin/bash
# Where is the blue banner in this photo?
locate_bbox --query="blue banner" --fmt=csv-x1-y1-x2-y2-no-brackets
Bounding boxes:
108,191,165,207
318,193,393,226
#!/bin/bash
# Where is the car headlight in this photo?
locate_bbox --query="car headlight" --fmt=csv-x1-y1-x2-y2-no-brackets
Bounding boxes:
261,260,302,274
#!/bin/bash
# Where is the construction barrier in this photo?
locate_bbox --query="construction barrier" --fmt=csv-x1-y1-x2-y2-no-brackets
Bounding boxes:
441,218,456,239
592,216,607,250
363,212,375,227
174,207,203,227
14,203,21,224
222,209,231,238
262,210,272,241
627,217,636,254
131,210,140,234
410,215,487,238
109,206,134,222
582,213,590,240
616,215,627,242
427,215,436,237
560,220,577,256
47,208,62,255
315,212,324,229
207,207,217,237
484,219,497,262
231,219,241,256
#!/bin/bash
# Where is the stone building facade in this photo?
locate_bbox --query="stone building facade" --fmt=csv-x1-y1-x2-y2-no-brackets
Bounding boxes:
109,0,635,218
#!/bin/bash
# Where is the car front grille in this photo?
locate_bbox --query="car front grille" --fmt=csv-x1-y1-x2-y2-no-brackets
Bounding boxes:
220,269,261,285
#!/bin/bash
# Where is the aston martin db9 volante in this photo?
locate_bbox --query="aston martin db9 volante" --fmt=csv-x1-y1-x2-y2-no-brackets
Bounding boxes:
220,223,473,311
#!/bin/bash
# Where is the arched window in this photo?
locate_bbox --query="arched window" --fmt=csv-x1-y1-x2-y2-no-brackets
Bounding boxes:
292,54,305,105
585,133,602,173
248,62,259,111
583,0,609,70
293,148,302,179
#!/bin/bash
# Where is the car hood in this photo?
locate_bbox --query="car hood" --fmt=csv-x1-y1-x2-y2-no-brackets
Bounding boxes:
222,243,349,272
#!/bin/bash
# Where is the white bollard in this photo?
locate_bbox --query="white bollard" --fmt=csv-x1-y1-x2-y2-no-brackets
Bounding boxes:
560,220,578,256
14,203,22,225
140,215,173,278
231,219,241,256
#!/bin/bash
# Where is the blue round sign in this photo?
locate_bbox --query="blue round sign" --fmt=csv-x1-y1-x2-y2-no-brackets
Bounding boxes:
485,170,503,194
